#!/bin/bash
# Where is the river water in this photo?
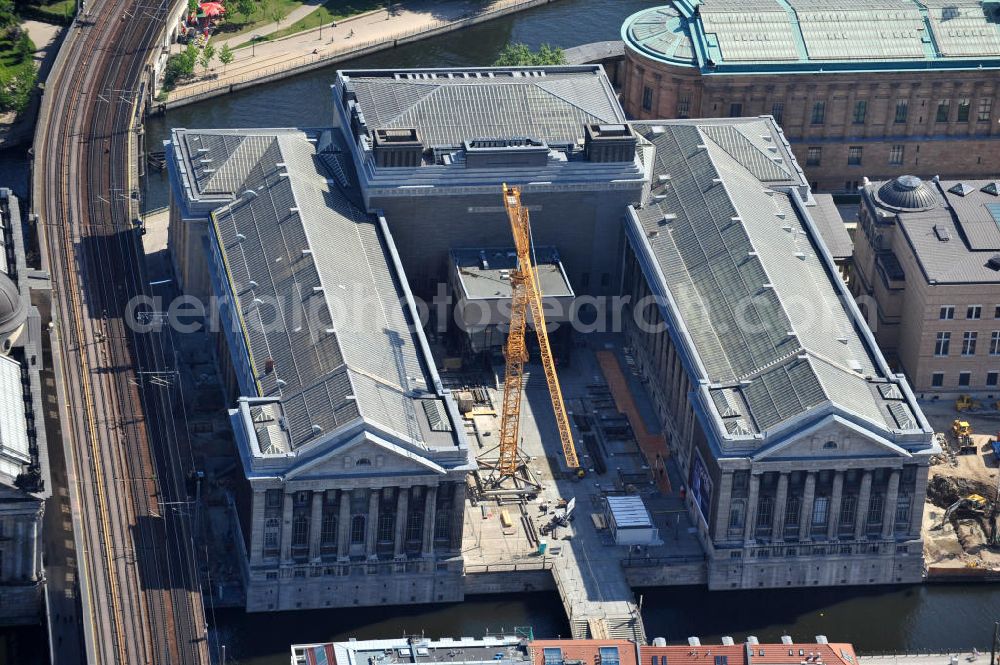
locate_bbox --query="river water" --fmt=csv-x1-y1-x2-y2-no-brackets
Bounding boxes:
12,0,1000,662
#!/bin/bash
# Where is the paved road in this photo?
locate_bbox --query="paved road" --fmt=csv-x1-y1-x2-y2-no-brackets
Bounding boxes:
32,0,211,663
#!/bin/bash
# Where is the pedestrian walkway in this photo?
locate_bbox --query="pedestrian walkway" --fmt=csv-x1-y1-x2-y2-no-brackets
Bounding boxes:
160,0,554,108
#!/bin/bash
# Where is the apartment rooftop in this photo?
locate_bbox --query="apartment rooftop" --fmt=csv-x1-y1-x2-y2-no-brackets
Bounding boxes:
623,0,1000,74
292,635,531,665
864,175,1000,285
626,117,930,450
171,127,464,453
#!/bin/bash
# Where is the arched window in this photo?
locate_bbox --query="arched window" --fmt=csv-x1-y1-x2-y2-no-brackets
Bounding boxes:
356,458,372,466
823,441,838,449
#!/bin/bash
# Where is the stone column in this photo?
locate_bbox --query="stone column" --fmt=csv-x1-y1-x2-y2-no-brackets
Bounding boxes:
250,490,266,566
771,473,789,542
743,473,760,543
908,465,929,537
713,471,734,542
394,486,409,559
366,488,380,559
855,470,873,540
882,469,901,540
308,491,323,561
798,472,816,542
337,489,351,561
280,490,294,563
449,482,466,553
827,471,844,541
422,485,438,557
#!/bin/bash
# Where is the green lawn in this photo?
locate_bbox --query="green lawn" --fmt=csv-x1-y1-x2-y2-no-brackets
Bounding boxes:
212,0,310,39
246,0,382,43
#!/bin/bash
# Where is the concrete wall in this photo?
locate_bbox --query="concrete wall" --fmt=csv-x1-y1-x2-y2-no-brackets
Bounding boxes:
375,187,641,299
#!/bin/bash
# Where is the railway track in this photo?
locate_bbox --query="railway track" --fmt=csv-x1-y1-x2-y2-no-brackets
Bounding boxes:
32,0,211,663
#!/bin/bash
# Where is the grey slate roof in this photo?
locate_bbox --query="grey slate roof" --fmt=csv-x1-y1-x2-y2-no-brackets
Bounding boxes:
342,67,627,148
630,118,919,440
0,353,29,481
809,194,854,261
865,176,1000,284
174,128,457,451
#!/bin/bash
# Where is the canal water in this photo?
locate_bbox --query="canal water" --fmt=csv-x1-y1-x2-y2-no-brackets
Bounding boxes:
8,0,1000,662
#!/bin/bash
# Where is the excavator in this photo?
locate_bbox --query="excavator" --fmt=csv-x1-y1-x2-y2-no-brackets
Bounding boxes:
939,494,1000,546
491,184,582,485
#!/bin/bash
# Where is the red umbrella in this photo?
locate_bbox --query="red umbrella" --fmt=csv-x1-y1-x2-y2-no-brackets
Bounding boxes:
199,2,225,16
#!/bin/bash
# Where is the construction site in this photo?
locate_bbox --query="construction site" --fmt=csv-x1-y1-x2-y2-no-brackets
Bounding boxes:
919,397,1000,578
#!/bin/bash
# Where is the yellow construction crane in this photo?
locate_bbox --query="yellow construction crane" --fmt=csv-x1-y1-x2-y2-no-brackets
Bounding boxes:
495,184,581,480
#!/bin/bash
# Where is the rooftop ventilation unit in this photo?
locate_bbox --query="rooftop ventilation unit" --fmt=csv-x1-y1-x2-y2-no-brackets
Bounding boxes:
687,637,702,647
933,224,951,241
781,637,793,645
373,128,424,167
583,123,638,163
721,637,735,647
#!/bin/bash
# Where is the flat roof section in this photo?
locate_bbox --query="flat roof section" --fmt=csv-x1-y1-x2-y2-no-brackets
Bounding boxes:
451,247,574,300
866,176,1000,284
339,67,627,149
0,353,29,481
623,0,1000,73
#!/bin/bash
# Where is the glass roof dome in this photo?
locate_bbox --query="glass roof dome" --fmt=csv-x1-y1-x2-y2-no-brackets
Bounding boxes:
873,175,939,212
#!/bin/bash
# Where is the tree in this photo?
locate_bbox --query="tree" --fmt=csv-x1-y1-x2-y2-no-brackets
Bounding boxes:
493,42,566,67
0,64,37,114
218,43,234,72
233,0,255,24
199,43,215,74
268,4,283,26
187,0,198,14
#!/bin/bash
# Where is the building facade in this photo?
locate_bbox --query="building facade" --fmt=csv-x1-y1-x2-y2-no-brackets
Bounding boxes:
0,189,51,625
621,118,937,589
620,0,1000,192
168,128,473,612
852,175,1000,395
333,67,647,297
291,635,857,665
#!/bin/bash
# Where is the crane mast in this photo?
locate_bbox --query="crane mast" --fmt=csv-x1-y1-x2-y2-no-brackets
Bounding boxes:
496,184,580,479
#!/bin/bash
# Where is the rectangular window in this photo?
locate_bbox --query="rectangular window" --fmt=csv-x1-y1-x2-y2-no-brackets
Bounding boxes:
771,102,784,124
265,489,282,508
931,372,945,388
959,371,971,387
940,306,955,320
292,515,309,547
962,331,978,356
987,371,999,387
729,102,743,117
895,494,911,526
600,648,621,665
544,649,564,665
728,498,746,530
894,99,909,124
991,331,1000,355
978,98,992,122
853,100,867,124
812,496,830,526
642,86,653,112
958,98,970,122
806,146,822,166
321,512,338,546
995,306,1000,319
378,513,394,543
785,495,800,528
811,101,826,125
934,331,951,356
968,305,982,319
888,144,904,165
840,495,856,526
757,496,773,529
847,146,863,166
936,99,950,123
867,494,884,526
676,95,690,118
406,511,423,542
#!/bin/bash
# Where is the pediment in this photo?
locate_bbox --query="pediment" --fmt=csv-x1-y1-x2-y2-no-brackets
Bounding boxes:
752,415,911,462
285,433,446,480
